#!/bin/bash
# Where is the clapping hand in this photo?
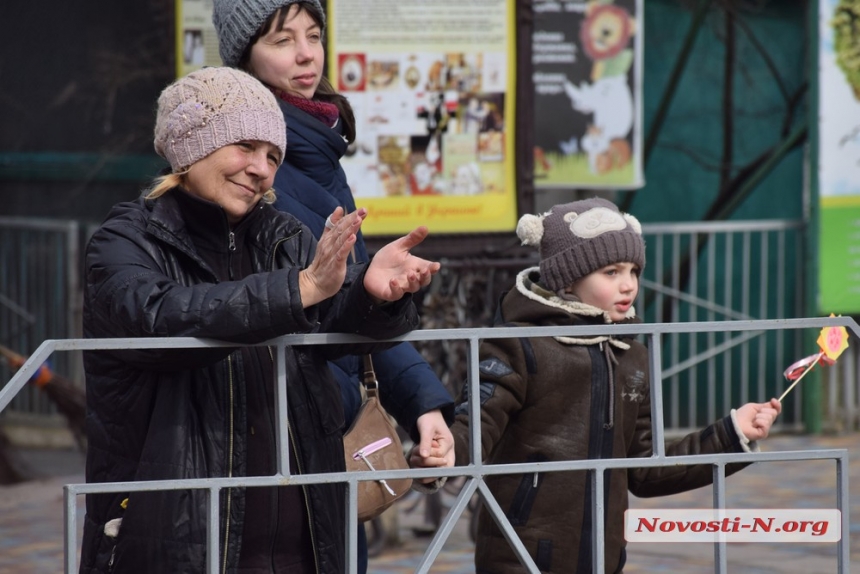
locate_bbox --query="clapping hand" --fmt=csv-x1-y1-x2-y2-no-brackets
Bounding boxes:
364,226,440,303
299,207,366,308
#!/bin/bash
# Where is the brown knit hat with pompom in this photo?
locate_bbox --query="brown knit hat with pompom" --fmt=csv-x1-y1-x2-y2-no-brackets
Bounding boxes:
516,197,645,291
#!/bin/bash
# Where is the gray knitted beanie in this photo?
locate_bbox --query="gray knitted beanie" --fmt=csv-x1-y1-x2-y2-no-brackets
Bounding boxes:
153,67,287,172
517,197,646,292
212,0,326,67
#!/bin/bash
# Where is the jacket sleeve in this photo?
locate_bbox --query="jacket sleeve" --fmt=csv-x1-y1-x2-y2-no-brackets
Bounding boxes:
626,386,751,498
451,337,528,467
309,264,421,360
86,225,318,341
85,216,418,370
84,221,320,371
371,343,454,441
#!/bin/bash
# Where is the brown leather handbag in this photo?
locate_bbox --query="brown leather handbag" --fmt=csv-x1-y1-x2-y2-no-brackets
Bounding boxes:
342,355,413,522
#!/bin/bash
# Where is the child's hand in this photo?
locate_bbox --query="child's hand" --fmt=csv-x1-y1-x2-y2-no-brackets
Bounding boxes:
735,398,782,441
409,439,452,484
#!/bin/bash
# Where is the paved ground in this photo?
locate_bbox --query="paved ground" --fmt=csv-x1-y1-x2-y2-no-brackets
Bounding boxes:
1,433,857,573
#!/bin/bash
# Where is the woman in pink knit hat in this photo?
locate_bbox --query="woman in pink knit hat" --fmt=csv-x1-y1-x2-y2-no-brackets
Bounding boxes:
79,66,440,574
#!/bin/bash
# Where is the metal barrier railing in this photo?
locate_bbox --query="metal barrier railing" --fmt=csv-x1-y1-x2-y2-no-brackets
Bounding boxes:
639,219,805,433
0,316,850,573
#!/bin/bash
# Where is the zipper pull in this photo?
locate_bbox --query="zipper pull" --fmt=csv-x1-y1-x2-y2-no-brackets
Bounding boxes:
533,472,539,488
353,438,392,459
228,231,236,252
356,452,397,496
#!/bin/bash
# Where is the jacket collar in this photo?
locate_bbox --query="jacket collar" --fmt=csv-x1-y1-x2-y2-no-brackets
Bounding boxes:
279,98,349,154
143,188,296,278
512,267,635,349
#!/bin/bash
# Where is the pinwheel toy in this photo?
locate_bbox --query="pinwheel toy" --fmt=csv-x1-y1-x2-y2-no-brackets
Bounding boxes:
778,316,850,402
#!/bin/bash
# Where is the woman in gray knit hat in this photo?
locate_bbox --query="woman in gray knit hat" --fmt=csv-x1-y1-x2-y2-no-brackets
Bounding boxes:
212,2,457,571
414,197,782,574
80,66,440,574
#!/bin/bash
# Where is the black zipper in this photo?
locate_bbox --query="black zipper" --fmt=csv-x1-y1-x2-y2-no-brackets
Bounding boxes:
227,231,236,280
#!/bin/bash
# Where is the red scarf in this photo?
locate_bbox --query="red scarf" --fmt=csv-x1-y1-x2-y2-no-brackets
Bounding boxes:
274,91,339,127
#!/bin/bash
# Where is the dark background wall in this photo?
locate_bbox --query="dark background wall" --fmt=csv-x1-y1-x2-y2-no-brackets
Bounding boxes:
0,1,173,221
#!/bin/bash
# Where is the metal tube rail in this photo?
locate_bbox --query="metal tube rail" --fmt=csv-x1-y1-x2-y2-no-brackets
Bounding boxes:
3,315,853,573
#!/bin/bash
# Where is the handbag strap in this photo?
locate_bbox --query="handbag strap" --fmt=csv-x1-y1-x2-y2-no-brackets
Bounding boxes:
361,354,379,399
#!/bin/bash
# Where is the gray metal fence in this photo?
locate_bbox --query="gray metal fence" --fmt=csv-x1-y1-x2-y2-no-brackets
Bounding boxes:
638,220,806,432
0,317,851,573
0,217,83,416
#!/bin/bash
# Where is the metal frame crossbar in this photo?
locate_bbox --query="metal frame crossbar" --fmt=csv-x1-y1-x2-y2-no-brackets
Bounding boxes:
0,316,852,573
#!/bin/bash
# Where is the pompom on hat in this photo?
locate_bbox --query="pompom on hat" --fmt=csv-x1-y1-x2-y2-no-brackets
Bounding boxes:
212,0,326,68
517,197,646,292
153,67,287,172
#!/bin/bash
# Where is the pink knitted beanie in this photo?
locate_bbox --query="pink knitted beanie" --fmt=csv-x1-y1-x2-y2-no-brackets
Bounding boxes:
153,67,287,172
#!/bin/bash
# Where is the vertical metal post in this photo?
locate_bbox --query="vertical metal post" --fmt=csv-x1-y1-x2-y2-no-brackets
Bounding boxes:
688,234,698,426
207,486,221,574
590,469,605,574
670,233,680,428
775,230,786,401
64,486,77,574
648,333,666,457
274,344,290,475
837,454,849,572
707,232,716,422
711,464,728,574
346,481,358,574
468,336,483,468
757,233,768,403
723,233,733,413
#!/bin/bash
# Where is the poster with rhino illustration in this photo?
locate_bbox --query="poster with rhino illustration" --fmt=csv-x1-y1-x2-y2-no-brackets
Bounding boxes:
532,0,643,189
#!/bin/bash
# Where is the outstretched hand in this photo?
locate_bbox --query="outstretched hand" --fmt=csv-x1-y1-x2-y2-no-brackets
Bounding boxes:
735,398,782,442
299,207,366,308
364,226,441,302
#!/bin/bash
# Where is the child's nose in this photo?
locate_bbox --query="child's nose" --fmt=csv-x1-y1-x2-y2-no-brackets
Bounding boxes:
621,274,637,292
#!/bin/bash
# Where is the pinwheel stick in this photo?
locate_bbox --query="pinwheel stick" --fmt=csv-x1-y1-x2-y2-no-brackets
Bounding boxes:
778,352,823,403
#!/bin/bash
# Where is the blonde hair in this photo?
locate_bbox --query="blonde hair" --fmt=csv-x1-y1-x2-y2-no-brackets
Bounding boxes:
144,170,276,204
145,172,186,200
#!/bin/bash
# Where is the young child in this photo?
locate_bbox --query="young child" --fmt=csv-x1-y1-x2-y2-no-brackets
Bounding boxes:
430,198,782,573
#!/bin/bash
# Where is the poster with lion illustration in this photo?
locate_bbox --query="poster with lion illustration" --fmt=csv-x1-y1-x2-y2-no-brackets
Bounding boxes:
532,0,643,189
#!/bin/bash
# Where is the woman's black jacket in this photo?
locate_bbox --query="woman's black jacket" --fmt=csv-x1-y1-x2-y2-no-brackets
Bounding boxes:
79,192,419,574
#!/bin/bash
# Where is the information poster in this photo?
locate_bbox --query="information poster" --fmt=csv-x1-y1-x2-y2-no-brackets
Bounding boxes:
328,0,518,236
175,0,222,78
532,0,643,189
819,0,860,314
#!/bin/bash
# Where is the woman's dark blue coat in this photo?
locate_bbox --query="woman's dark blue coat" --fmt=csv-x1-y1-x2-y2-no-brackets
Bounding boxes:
271,100,454,435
